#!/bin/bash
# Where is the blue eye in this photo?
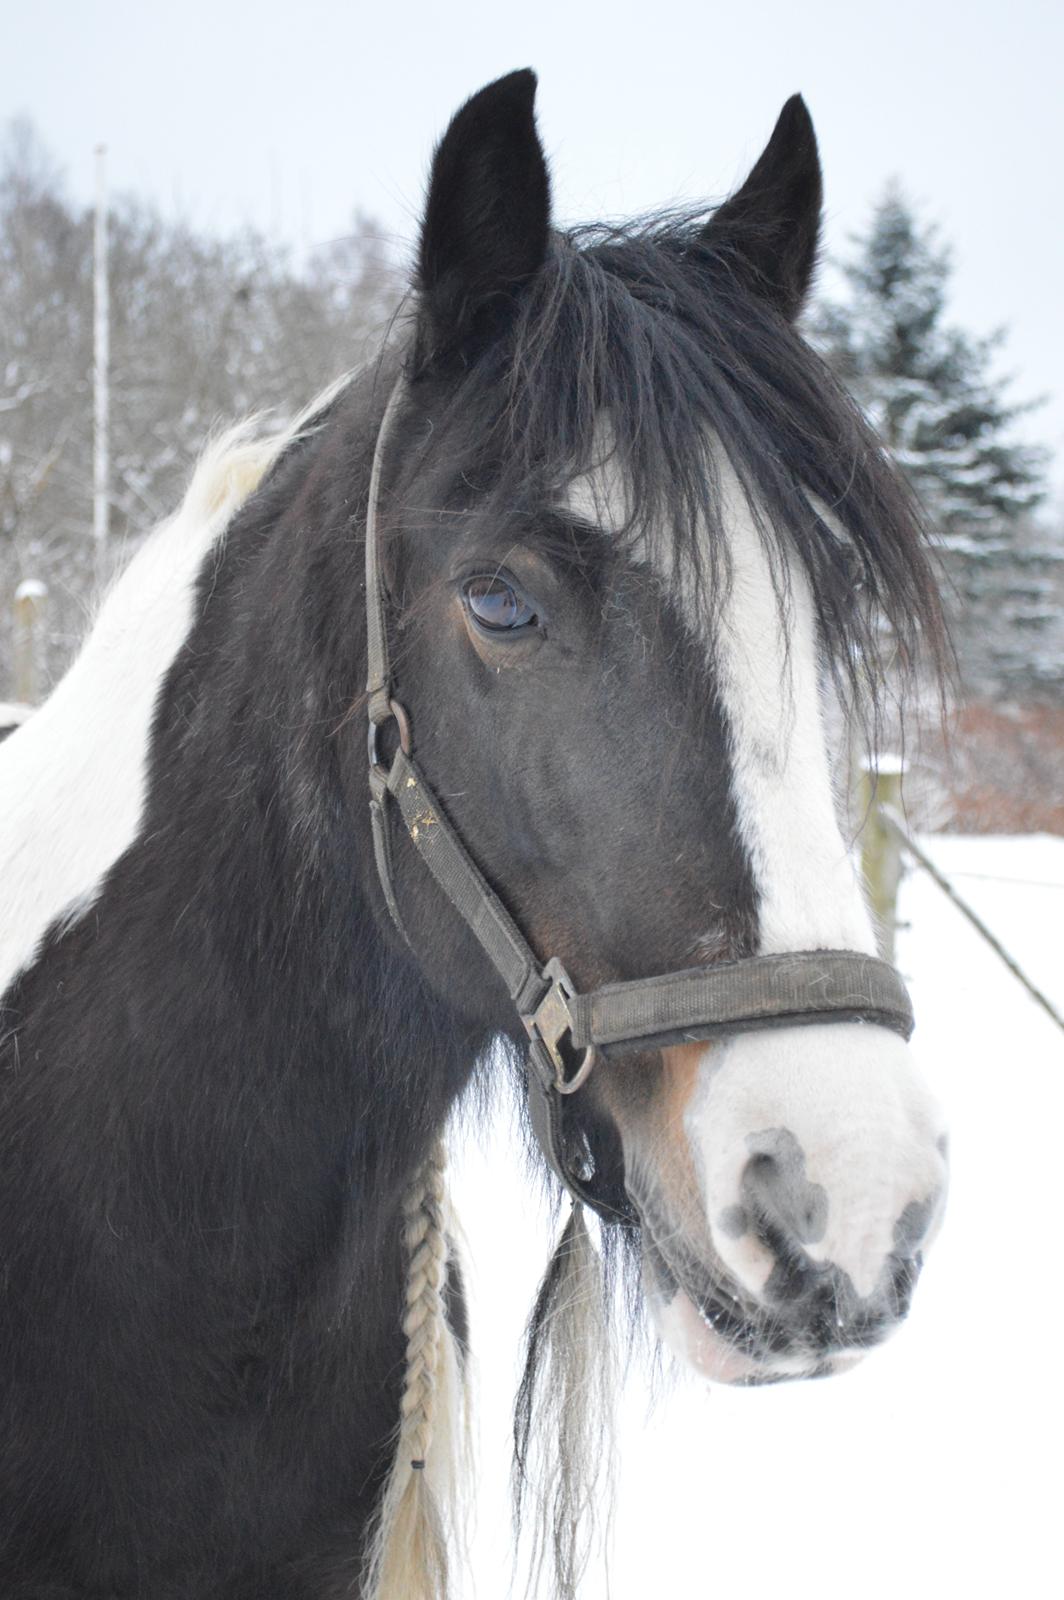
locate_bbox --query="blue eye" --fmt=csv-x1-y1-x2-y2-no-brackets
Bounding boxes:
464,575,537,631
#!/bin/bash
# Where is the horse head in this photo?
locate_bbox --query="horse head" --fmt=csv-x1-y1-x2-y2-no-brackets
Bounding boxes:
362,71,948,1389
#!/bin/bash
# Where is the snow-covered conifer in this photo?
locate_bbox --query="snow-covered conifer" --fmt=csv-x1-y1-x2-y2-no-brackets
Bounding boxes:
813,187,1061,702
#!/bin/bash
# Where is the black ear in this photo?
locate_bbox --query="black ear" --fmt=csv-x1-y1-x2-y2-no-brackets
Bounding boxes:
704,95,822,320
418,69,551,362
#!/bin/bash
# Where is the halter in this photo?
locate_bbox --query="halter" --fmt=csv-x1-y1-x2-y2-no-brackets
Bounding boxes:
364,379,914,1222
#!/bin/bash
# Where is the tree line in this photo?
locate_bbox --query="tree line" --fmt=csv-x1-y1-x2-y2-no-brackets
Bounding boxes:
0,118,405,691
1,117,1060,707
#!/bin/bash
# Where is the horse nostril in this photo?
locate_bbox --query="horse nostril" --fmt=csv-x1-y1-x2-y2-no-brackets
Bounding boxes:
740,1134,829,1267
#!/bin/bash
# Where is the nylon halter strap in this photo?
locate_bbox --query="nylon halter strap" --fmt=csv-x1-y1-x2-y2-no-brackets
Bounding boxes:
364,378,915,1222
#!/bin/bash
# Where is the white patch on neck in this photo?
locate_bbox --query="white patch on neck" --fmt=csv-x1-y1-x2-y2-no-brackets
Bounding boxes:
0,403,333,1003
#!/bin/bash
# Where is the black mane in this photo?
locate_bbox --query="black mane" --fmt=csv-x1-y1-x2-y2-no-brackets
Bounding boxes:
409,210,946,702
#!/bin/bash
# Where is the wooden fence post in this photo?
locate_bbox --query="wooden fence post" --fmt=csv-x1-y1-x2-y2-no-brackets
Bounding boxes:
13,579,48,706
856,758,906,962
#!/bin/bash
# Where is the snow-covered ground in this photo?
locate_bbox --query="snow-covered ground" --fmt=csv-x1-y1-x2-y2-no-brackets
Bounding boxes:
450,834,1064,1599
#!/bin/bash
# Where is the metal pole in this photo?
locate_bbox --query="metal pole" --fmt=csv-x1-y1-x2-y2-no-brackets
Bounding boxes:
93,143,110,589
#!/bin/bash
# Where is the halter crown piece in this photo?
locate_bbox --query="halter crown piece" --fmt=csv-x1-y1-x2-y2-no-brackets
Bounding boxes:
364,378,915,1222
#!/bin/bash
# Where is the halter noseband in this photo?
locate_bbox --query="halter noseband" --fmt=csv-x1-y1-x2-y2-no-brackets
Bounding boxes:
364,379,914,1222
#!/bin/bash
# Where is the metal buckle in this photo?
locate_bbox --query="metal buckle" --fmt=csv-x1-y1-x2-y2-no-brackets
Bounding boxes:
523,957,598,1095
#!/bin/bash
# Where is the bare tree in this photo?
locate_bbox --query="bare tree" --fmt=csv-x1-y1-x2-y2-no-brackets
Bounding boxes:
0,120,406,695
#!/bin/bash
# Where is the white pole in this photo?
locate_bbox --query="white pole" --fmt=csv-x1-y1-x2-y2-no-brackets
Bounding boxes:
93,143,110,589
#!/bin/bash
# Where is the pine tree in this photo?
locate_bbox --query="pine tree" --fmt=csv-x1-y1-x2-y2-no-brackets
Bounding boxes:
813,186,1061,702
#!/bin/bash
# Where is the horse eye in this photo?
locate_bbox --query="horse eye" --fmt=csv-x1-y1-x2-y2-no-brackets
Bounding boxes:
463,575,537,631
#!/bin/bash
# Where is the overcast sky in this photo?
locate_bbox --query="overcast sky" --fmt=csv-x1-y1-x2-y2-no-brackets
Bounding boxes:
10,0,1064,500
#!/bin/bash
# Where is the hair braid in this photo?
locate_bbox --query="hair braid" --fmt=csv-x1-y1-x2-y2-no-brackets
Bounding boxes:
399,1140,448,1469
363,1136,462,1600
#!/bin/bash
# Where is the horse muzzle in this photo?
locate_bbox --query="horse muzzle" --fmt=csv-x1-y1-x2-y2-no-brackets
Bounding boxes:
626,1024,948,1384
639,1203,927,1384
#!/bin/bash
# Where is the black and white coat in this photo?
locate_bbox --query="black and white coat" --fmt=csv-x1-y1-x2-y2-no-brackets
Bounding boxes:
0,73,948,1599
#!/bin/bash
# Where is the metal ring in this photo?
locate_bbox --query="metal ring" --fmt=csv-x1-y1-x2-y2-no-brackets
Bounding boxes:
554,1043,599,1095
388,699,412,755
368,698,413,769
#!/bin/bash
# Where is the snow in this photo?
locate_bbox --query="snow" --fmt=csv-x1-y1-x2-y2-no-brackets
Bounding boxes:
450,833,1064,1598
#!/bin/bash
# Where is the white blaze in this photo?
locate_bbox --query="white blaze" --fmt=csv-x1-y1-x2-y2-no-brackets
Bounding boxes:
708,450,875,954
684,449,944,1304
564,435,874,954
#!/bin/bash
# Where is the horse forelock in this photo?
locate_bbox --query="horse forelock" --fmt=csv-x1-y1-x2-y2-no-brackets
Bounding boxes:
425,213,946,722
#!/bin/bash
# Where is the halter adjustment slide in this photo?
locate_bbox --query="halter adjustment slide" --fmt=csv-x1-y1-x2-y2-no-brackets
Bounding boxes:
523,958,600,1095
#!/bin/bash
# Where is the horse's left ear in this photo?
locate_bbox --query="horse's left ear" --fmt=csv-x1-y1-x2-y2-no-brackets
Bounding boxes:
417,69,551,364
703,95,822,320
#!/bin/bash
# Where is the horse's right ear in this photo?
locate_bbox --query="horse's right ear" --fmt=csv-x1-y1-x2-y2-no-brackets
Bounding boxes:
417,70,551,365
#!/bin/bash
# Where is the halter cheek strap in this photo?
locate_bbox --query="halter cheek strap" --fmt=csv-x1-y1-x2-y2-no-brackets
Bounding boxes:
363,377,915,1223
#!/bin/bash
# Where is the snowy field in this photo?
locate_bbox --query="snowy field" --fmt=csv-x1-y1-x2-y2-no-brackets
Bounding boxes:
450,834,1064,1599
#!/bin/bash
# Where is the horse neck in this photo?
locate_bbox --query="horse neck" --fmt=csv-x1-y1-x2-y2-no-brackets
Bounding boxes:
5,376,477,1297
144,391,480,1230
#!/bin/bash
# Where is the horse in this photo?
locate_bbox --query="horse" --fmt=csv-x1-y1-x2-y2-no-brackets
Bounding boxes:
0,70,948,1599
